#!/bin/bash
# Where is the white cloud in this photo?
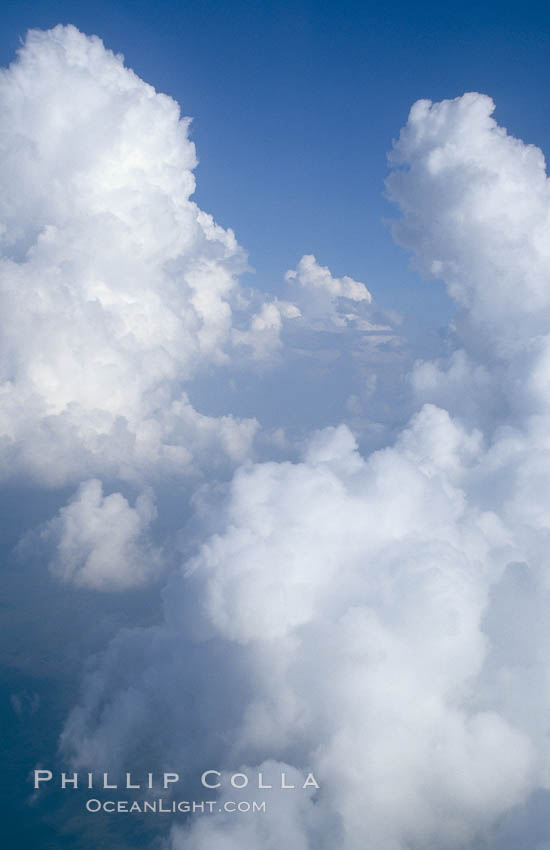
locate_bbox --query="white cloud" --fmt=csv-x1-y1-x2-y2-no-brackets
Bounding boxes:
0,24,261,487
284,254,388,332
232,299,301,359
40,479,161,589
61,410,536,848
286,254,372,302
387,92,550,427
56,91,550,850
387,92,550,328
5,30,550,849
0,25,411,497
169,762,325,850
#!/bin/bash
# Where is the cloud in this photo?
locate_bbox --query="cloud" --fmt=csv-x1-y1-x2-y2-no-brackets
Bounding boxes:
233,254,395,370
387,92,550,429
5,27,550,850
0,26,400,493
169,762,325,850
387,93,550,335
60,410,536,848
286,254,372,302
36,479,162,590
55,91,550,850
284,254,384,331
0,24,262,487
232,299,301,359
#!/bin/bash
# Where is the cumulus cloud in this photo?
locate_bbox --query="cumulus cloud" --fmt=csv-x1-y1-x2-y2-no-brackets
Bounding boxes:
54,90,550,850
0,24,263,487
232,298,301,359
284,253,383,331
37,479,162,589
387,92,550,428
6,26,550,850
169,762,326,850
232,254,396,372
3,23,405,614
387,93,550,337
0,26,398,495
171,415,540,849
286,254,372,302
62,410,537,849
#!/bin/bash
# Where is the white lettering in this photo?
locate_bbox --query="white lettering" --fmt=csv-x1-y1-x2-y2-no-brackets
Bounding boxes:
34,770,52,789
201,770,221,789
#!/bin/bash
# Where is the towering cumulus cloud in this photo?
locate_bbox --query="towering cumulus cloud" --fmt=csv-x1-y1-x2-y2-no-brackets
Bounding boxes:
387,92,550,429
0,24,262,487
7,26,550,849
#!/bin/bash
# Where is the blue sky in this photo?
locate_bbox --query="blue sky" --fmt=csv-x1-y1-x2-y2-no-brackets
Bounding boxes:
3,0,550,324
